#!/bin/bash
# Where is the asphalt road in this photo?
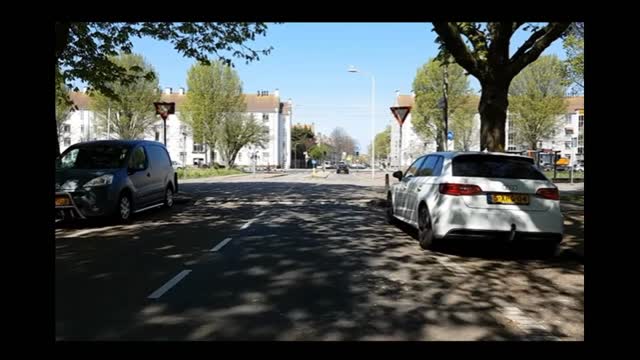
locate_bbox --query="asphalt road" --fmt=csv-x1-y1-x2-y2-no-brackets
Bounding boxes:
55,171,584,340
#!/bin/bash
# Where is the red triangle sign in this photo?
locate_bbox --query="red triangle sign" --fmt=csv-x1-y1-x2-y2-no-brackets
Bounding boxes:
390,106,411,127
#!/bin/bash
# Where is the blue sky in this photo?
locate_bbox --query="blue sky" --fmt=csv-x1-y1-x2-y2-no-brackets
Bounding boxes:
123,23,567,150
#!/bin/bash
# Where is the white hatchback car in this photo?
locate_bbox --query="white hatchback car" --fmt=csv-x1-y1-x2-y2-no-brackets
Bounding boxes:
387,152,563,252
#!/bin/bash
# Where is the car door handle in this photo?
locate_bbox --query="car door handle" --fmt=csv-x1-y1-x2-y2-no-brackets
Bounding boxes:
147,172,151,177
416,187,421,192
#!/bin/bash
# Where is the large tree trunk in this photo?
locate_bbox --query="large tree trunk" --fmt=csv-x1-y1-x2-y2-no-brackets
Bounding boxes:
479,80,510,152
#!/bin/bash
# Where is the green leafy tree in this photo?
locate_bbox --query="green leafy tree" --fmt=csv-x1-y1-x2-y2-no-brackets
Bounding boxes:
182,60,247,163
432,22,571,151
451,97,479,151
412,58,472,151
563,22,584,94
55,22,274,158
90,53,161,140
370,126,391,160
309,143,332,162
291,125,316,166
217,113,269,168
509,55,568,150
55,69,75,136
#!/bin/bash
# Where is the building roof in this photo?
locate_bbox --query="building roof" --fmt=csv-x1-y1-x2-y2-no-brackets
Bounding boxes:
69,92,91,110
396,95,415,107
68,92,285,113
565,96,584,111
395,94,583,112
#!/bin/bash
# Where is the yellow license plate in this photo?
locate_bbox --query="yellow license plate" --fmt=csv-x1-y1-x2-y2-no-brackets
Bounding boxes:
490,193,529,205
55,196,70,206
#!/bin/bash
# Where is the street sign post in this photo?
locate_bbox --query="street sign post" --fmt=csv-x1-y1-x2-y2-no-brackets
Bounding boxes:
154,102,176,146
390,106,411,168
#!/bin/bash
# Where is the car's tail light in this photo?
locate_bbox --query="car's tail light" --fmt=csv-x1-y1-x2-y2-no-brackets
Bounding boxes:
439,183,483,196
536,187,560,200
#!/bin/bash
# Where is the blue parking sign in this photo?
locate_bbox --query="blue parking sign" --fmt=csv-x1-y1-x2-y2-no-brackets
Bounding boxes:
447,131,454,140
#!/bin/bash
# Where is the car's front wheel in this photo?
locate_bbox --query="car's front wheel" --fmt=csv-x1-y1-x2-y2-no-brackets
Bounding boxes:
164,185,174,208
418,205,436,250
114,192,133,224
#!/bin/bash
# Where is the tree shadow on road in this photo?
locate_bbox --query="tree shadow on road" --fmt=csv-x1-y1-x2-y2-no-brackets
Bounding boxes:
55,181,583,341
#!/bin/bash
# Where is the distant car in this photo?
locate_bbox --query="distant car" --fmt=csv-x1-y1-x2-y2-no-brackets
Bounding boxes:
387,151,563,254
172,160,184,170
323,161,335,169
56,140,178,223
350,163,366,169
336,162,350,174
569,164,584,172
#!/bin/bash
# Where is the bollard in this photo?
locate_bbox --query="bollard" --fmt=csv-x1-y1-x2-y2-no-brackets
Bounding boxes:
385,173,390,192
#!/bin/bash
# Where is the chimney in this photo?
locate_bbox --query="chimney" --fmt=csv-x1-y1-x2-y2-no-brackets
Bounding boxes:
395,90,400,98
178,87,185,95
164,87,172,95
274,88,280,97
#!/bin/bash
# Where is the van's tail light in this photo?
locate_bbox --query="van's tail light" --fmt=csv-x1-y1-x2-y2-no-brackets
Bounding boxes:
439,183,483,196
536,187,560,200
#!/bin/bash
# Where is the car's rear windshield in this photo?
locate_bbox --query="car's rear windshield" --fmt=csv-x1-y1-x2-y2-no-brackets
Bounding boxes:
57,144,130,170
452,155,547,180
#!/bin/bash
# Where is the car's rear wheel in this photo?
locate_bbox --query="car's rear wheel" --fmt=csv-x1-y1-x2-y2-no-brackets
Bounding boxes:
418,205,436,250
164,185,174,208
115,192,133,224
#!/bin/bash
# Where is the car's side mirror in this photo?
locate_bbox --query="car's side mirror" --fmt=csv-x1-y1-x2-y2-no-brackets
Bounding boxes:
393,170,403,180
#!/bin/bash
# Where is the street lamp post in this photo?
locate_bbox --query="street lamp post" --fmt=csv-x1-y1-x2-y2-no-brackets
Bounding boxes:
348,65,375,179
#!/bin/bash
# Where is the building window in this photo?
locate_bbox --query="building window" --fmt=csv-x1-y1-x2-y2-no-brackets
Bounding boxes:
508,145,517,151
578,134,584,147
565,141,572,150
565,114,572,124
577,147,583,155
565,128,573,136
578,115,584,128
262,114,269,121
63,124,71,133
238,153,242,161
155,129,160,141
64,138,71,146
193,144,204,153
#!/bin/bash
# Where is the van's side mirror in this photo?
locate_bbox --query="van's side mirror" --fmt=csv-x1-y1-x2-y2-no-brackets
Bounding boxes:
393,170,403,180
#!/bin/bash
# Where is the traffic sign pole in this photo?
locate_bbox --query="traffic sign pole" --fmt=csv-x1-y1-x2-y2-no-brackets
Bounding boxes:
390,106,411,169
